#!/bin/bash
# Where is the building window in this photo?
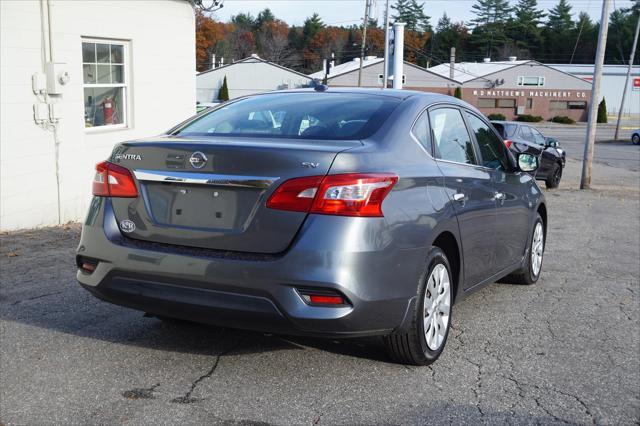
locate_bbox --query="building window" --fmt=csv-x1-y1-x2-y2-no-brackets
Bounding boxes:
497,99,516,108
477,98,496,108
526,98,533,109
82,39,127,129
550,100,568,109
568,101,587,110
378,74,406,85
517,76,545,87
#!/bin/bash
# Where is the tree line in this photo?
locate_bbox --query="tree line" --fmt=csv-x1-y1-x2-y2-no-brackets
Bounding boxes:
196,0,640,74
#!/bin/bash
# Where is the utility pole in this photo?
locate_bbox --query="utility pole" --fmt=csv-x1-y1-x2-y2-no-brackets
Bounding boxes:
580,0,612,190
614,15,640,140
357,0,371,87
382,0,391,89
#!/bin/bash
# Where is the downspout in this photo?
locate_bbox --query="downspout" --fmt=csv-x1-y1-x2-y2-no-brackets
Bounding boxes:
40,0,62,224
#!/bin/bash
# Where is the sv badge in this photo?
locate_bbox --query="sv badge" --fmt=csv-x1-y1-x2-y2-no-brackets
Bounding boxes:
301,162,320,168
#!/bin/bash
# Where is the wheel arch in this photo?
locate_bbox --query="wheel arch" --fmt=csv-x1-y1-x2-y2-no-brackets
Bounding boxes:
431,231,461,303
537,202,547,235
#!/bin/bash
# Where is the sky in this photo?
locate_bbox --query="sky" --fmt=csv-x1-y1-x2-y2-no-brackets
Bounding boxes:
209,0,636,27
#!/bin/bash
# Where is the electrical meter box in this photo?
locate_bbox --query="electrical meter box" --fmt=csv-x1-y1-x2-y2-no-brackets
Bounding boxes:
45,62,69,95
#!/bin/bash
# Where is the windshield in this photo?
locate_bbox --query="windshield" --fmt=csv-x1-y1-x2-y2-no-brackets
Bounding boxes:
175,93,400,140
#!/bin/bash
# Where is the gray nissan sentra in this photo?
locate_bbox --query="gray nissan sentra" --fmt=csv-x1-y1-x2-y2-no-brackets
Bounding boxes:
76,88,546,365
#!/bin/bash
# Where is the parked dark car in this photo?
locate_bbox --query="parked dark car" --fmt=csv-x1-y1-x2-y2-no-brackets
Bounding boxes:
491,121,565,188
76,89,546,366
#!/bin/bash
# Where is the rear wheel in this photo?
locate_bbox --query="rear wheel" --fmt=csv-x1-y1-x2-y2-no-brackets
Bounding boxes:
384,247,453,365
633,134,640,145
545,163,562,188
499,214,544,285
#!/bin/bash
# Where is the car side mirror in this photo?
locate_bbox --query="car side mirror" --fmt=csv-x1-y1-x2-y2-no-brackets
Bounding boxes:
518,153,539,172
545,137,558,148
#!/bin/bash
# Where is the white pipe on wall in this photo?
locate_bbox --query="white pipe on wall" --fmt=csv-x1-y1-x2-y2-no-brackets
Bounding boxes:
392,22,405,90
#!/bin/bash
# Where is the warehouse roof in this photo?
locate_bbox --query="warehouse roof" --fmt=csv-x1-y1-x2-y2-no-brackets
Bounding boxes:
428,59,531,83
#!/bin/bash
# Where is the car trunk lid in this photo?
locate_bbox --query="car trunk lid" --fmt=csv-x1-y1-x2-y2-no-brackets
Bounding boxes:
109,135,360,253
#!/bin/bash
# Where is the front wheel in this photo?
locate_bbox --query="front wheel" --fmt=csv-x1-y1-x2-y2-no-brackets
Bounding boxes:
632,134,640,145
384,247,453,366
500,214,545,285
545,163,562,189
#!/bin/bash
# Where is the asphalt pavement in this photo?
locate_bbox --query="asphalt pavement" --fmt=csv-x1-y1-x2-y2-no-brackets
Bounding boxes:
531,123,640,171
1,128,639,425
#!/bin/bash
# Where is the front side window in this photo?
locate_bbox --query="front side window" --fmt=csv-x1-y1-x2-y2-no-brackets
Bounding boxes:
176,93,400,140
82,40,127,128
465,112,509,170
429,108,477,165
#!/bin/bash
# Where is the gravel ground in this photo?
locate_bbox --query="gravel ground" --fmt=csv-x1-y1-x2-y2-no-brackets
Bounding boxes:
1,152,638,424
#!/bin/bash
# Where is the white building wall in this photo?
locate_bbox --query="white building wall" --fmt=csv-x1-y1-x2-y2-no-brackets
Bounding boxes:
196,59,311,102
1,0,196,230
328,61,455,89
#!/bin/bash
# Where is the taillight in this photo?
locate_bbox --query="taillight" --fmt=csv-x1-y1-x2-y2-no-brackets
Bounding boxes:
266,173,397,217
92,161,138,198
504,139,513,149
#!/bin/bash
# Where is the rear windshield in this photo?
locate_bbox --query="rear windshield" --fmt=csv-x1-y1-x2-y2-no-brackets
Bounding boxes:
175,93,400,140
491,122,517,138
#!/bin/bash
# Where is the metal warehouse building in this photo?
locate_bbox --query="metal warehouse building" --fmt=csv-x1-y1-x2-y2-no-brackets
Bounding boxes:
548,64,640,116
197,55,312,102
429,59,593,122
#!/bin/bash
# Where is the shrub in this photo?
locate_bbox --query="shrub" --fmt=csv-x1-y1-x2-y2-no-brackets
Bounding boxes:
551,115,575,124
597,98,607,123
218,75,230,102
516,114,544,122
487,113,506,121
454,87,462,99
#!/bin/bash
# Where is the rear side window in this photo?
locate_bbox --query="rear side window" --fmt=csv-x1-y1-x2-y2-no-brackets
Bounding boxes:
411,110,431,153
175,93,400,141
465,112,509,170
429,108,477,165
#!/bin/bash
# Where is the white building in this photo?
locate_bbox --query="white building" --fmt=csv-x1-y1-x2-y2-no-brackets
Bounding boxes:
196,55,312,102
547,64,640,116
309,56,457,90
1,0,196,230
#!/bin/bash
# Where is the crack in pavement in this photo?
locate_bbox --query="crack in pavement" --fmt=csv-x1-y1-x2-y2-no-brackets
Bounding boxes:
171,334,243,404
122,383,160,400
9,291,64,306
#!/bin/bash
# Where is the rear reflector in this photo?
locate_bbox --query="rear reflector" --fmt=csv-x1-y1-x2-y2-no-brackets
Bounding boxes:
267,173,398,217
93,161,138,198
504,139,513,149
77,256,98,274
297,289,349,306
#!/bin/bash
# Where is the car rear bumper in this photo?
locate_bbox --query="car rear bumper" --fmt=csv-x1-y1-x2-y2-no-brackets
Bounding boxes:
76,198,426,338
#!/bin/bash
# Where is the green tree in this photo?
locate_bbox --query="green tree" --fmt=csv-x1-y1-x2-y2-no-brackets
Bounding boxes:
508,0,545,57
606,7,639,64
469,0,513,58
302,13,325,45
454,87,462,99
569,12,597,64
430,13,470,63
218,75,229,101
597,98,607,123
255,8,275,28
231,12,256,31
541,0,575,62
392,0,431,33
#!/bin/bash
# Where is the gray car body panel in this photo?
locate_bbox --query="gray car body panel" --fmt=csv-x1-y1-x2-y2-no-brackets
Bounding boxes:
76,88,545,337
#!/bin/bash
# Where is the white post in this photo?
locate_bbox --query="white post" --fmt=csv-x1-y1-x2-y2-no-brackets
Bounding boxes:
580,0,612,190
392,22,405,90
382,0,391,89
449,47,455,80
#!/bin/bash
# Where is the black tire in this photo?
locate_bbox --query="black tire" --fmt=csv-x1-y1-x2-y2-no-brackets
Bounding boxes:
384,247,453,366
545,163,562,189
633,134,640,145
499,213,544,285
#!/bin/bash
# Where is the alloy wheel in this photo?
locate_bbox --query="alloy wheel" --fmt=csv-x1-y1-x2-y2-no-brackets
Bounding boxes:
423,264,451,351
531,222,544,276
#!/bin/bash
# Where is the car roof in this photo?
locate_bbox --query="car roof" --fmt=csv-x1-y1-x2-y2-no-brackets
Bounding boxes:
268,87,466,104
